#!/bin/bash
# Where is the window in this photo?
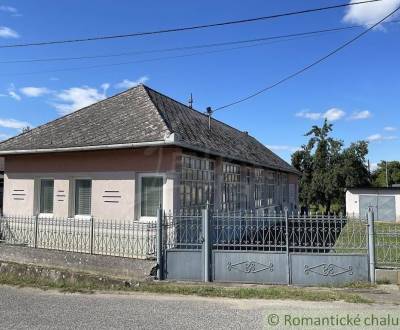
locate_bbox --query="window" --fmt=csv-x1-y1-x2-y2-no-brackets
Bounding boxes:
180,155,215,210
39,179,54,214
254,169,265,208
141,176,163,217
223,162,241,211
75,179,92,215
266,171,275,206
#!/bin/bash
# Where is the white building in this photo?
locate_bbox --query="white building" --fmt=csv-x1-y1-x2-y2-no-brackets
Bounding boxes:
346,188,400,223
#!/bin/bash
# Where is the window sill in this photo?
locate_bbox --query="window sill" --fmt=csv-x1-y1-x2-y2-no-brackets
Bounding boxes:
38,213,53,219
74,215,92,221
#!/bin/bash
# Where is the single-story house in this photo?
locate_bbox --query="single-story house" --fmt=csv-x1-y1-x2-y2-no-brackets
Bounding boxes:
346,187,400,222
0,84,299,221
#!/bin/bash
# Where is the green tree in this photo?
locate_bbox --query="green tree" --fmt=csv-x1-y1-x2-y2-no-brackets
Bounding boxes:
372,161,400,187
291,119,370,213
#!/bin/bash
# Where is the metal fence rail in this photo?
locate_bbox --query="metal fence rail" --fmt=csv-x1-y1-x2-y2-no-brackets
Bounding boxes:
0,215,156,259
162,210,368,253
374,221,400,268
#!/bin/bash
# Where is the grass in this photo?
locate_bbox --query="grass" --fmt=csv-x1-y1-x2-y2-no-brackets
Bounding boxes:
334,220,400,268
0,266,372,304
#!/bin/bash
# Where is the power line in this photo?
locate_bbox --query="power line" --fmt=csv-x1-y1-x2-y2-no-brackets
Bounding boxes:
0,23,375,65
0,0,381,49
1,35,325,77
213,5,400,112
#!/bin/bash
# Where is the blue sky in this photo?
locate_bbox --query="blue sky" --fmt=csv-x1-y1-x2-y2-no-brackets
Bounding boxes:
0,0,399,167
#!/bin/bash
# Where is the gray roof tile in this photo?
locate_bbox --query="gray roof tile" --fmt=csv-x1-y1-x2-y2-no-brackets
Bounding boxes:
0,84,297,173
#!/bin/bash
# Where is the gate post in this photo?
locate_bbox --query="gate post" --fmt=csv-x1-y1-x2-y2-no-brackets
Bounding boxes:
89,216,94,255
284,208,291,285
202,205,211,282
156,208,164,280
367,208,375,283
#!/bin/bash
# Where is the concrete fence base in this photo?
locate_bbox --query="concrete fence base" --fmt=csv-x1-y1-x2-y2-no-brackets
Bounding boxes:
375,269,400,285
0,244,155,281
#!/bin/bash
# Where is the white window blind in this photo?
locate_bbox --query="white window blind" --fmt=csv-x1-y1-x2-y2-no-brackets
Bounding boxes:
75,180,92,215
40,179,54,214
141,177,163,217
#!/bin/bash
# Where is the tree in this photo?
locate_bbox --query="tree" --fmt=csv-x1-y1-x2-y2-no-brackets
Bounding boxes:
372,161,400,187
291,119,370,213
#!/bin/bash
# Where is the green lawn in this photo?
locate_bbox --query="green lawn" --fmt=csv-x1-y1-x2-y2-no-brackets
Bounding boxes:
334,220,400,268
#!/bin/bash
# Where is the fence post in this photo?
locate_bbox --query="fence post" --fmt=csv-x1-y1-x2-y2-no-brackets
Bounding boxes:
156,208,164,280
33,214,39,248
367,208,375,284
90,216,94,255
284,207,291,285
202,205,211,282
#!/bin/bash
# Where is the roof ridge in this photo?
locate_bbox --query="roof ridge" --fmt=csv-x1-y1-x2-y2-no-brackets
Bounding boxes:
142,84,250,137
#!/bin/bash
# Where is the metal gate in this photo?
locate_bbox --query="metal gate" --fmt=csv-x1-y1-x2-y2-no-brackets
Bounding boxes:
360,195,396,222
161,209,371,286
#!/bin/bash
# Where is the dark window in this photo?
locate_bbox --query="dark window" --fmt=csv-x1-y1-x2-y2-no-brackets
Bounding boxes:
40,179,54,214
75,179,92,215
141,177,163,217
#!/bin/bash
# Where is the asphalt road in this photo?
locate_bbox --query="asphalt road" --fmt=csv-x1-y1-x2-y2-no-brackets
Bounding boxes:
1,285,399,329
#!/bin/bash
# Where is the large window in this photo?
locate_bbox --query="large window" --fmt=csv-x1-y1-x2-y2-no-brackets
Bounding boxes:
75,179,92,216
141,176,163,217
223,162,241,211
266,171,275,206
180,155,214,210
39,179,54,214
254,169,265,208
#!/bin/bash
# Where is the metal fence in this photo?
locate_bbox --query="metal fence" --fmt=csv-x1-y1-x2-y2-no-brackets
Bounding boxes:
374,221,400,268
0,215,157,259
163,210,368,253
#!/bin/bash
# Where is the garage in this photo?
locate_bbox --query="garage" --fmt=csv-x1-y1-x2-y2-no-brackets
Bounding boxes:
346,188,400,223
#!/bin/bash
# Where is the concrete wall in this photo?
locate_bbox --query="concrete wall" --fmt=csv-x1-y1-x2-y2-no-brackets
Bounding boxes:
0,244,154,280
346,189,400,222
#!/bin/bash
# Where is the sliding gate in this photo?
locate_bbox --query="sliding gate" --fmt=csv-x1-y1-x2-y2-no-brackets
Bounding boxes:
163,210,370,285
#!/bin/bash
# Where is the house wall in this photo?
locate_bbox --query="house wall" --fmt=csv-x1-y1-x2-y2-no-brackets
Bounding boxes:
3,147,181,221
346,189,400,222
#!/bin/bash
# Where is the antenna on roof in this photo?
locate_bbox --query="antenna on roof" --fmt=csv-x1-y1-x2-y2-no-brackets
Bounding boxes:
188,93,194,108
206,106,213,130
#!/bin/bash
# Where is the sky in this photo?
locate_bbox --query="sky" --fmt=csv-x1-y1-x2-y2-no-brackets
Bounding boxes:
0,0,399,168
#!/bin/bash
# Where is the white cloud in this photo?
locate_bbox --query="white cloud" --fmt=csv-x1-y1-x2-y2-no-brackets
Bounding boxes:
0,118,31,130
366,133,398,142
343,0,400,28
0,5,17,13
7,83,21,101
370,162,379,171
0,26,19,38
53,86,107,115
114,76,149,90
384,126,397,131
295,108,346,122
349,110,372,120
20,87,50,97
324,108,346,121
266,145,300,153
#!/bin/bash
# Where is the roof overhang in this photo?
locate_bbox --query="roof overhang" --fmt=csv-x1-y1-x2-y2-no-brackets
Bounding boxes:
0,137,300,175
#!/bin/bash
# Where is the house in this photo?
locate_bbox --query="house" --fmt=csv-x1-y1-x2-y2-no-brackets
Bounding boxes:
346,187,400,223
0,85,299,221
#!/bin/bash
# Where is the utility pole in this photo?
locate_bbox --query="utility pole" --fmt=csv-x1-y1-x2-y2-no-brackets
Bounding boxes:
385,161,389,187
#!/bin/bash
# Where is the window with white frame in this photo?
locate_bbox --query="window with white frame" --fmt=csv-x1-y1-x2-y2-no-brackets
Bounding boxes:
254,168,265,208
223,162,241,211
39,179,54,214
266,171,275,206
75,179,92,216
141,176,163,217
180,155,214,210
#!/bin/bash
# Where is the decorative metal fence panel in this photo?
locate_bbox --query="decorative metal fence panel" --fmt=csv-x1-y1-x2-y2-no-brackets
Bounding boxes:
0,216,156,259
374,221,400,269
163,210,370,285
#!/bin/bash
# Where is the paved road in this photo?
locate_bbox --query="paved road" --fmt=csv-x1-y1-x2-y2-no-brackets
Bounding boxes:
0,285,399,329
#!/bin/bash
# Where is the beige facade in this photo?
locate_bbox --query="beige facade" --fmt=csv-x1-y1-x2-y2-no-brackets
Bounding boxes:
3,146,299,220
